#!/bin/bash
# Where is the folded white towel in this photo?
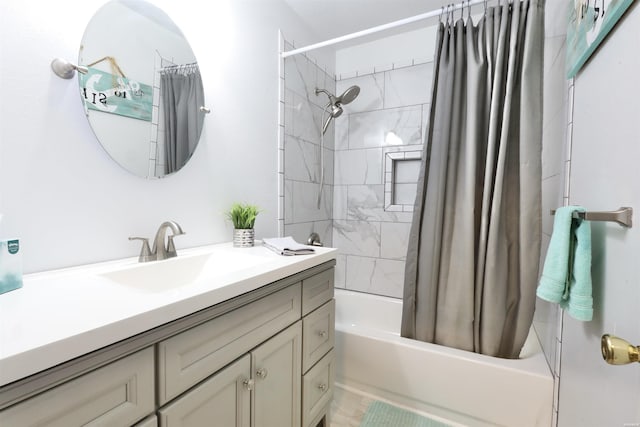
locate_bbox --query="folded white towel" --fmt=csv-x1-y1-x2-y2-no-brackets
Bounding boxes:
262,236,315,256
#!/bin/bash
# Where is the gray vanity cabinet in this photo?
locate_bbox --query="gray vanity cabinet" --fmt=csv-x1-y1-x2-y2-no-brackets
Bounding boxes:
158,322,302,427
0,262,336,427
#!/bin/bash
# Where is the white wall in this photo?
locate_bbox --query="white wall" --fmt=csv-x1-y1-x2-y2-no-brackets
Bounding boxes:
558,4,640,425
0,0,321,273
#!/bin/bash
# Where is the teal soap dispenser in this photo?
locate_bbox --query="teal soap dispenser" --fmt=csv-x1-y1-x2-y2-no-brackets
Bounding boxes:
0,215,23,294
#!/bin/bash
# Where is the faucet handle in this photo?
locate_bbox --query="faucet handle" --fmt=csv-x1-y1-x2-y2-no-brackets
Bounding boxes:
129,237,154,263
166,235,180,259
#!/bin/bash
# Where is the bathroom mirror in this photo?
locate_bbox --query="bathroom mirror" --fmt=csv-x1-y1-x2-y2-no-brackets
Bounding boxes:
79,0,205,178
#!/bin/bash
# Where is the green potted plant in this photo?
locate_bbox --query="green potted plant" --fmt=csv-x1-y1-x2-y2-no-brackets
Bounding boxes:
226,203,260,247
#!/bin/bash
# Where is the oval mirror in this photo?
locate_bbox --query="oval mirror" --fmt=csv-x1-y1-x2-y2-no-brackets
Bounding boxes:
79,0,205,178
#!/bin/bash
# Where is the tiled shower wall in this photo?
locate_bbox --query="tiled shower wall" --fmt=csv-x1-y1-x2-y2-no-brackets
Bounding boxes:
332,62,432,298
282,40,336,247
281,38,433,298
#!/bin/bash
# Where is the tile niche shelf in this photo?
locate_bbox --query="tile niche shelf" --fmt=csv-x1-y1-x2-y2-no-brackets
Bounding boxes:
383,146,422,212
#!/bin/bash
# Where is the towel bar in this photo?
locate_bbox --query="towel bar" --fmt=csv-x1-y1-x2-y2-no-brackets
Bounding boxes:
550,207,633,228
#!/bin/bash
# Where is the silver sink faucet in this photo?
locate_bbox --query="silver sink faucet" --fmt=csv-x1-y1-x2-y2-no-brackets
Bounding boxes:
153,221,185,260
129,221,185,262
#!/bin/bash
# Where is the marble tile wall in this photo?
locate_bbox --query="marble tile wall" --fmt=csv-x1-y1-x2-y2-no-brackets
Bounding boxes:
332,62,432,298
282,40,336,247
281,44,432,299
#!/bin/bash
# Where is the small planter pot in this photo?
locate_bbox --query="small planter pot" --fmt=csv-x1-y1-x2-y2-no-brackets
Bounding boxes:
233,228,255,248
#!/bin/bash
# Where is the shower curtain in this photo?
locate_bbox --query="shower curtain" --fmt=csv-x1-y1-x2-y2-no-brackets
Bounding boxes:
401,0,544,359
160,65,204,174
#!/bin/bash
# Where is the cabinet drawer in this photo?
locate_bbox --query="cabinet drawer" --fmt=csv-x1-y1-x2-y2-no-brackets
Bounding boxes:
302,299,335,373
302,349,335,427
0,347,155,427
158,283,301,404
302,268,334,316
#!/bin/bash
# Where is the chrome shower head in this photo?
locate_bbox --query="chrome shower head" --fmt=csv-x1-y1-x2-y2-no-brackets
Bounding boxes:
337,85,360,105
315,85,360,134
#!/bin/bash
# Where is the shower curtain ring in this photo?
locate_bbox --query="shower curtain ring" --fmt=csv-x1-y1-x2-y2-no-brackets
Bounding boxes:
439,6,444,23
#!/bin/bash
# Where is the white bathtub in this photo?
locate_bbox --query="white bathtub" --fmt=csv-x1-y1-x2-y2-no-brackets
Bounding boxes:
334,289,553,427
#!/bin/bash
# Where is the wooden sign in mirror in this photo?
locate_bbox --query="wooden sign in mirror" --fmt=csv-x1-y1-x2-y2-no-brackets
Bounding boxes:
79,0,206,178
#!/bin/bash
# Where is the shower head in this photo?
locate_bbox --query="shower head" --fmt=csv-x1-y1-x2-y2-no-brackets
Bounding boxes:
337,85,360,105
315,85,361,134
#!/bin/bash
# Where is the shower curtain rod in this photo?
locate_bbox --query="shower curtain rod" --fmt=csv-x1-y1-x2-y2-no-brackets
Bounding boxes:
281,0,486,58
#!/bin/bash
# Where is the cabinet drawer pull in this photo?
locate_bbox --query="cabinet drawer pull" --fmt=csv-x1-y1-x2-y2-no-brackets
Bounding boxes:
318,330,328,338
243,378,255,391
256,368,268,379
317,383,328,392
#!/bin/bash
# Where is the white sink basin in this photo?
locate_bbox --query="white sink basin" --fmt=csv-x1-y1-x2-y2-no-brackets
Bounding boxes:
100,250,270,293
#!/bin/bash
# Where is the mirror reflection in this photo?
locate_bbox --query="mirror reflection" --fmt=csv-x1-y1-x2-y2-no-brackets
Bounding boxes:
79,0,205,178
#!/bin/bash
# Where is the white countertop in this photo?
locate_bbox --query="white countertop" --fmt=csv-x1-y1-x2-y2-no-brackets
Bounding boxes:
0,242,336,386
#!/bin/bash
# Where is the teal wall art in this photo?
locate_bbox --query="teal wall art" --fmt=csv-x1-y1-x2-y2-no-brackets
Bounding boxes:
566,0,635,79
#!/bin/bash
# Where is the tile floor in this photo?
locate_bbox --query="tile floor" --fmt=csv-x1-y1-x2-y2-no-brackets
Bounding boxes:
329,385,374,426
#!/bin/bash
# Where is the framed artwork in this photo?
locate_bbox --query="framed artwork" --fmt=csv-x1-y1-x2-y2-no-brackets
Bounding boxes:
566,0,635,79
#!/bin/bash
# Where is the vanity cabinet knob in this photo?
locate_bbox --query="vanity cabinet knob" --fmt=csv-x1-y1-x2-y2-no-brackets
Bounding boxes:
317,383,328,392
256,368,268,379
318,330,328,338
243,378,255,391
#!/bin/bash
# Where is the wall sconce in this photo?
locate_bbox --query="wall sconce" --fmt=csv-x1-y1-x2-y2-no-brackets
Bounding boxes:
51,58,88,79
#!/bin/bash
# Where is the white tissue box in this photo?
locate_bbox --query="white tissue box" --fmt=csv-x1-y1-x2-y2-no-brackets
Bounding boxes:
0,239,22,294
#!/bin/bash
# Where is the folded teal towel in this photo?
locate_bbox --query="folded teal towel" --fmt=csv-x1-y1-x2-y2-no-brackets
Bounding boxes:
537,206,593,321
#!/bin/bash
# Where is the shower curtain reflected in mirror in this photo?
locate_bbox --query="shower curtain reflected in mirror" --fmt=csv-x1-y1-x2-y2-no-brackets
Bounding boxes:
160,64,204,174
401,0,545,359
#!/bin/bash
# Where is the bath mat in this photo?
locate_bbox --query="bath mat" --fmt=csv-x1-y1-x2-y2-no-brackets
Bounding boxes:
359,401,451,427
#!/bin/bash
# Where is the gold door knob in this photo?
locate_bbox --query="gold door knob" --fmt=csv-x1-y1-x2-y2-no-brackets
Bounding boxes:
601,334,639,365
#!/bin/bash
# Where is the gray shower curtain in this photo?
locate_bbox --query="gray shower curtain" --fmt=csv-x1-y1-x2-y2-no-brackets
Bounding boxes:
401,0,544,359
161,66,204,174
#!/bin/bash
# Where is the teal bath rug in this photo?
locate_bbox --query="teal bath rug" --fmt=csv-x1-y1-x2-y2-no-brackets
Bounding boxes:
360,401,451,427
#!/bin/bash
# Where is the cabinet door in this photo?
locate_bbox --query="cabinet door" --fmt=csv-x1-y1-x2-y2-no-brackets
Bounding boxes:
252,321,302,427
158,355,251,427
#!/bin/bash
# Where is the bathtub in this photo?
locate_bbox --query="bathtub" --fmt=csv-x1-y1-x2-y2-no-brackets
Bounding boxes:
333,289,553,427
